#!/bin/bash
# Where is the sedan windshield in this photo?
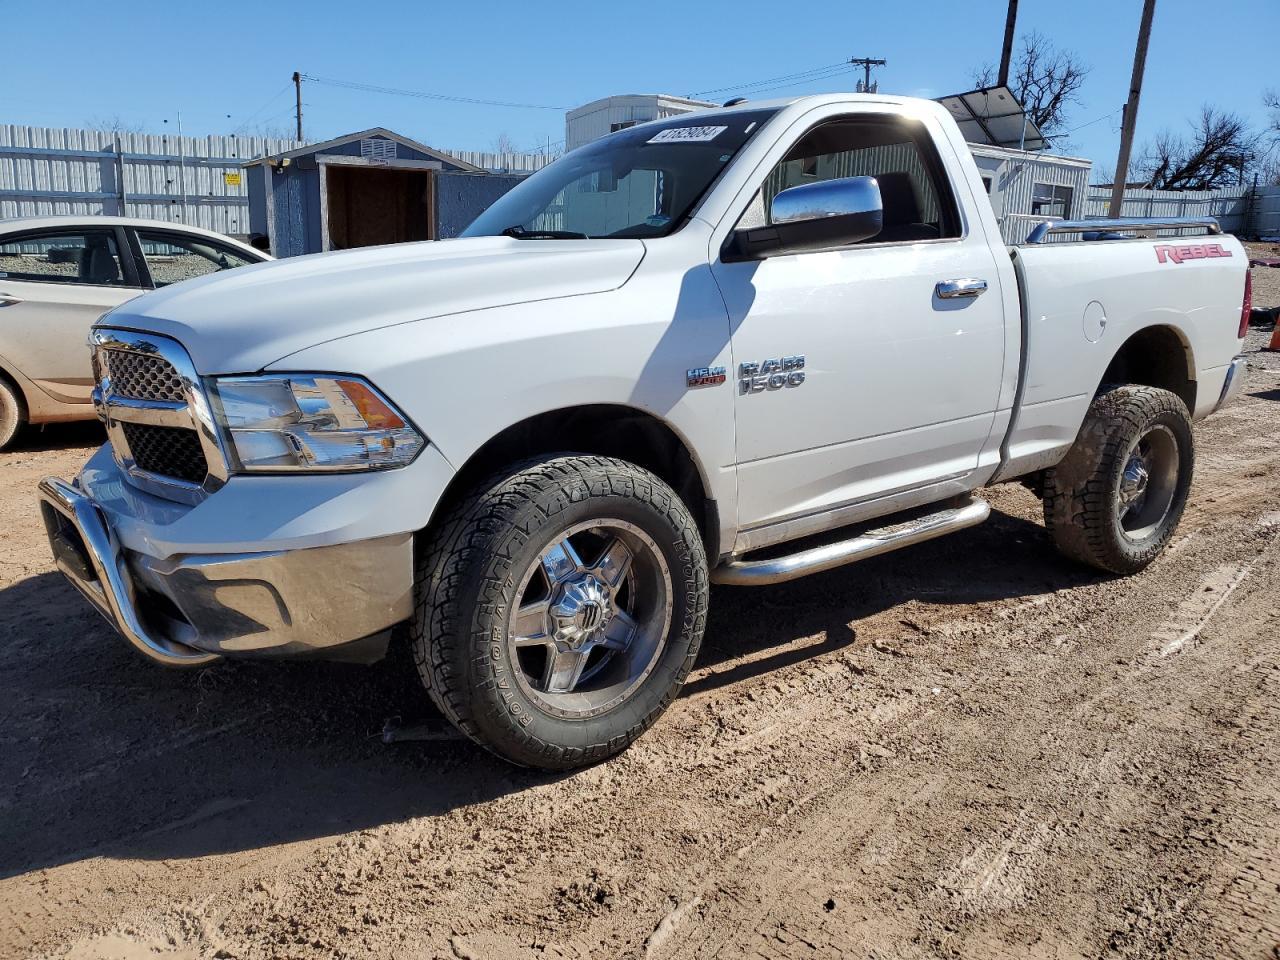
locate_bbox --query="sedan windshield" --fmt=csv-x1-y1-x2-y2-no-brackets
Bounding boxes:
463,110,777,240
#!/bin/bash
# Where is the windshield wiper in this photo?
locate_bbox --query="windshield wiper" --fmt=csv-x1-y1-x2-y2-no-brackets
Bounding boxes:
500,225,590,240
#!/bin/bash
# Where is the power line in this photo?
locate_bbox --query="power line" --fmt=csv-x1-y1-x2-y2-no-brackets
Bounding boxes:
231,82,293,135
300,74,566,110
688,61,850,98
254,102,309,131
1061,107,1124,137
715,67,856,100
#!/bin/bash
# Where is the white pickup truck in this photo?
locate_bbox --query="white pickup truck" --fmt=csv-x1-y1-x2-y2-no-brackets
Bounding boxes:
39,94,1250,769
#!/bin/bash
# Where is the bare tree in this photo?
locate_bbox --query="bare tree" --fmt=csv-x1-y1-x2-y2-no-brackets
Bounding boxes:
528,136,561,158
491,132,517,155
234,122,297,141
85,115,146,137
973,31,1089,140
1263,90,1280,184
1091,164,1117,188
1261,157,1280,187
1135,106,1261,190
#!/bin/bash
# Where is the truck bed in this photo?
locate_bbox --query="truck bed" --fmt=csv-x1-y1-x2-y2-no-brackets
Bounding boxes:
996,234,1248,480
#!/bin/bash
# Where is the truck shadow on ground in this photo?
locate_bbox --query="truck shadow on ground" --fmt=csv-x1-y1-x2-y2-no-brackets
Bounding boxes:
0,500,1101,879
9,420,105,452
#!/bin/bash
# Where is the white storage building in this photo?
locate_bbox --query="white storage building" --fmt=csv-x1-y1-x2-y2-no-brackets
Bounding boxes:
565,95,715,153
968,144,1092,244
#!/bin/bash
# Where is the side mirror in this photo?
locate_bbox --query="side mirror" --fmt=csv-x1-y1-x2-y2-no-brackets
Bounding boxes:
726,176,884,260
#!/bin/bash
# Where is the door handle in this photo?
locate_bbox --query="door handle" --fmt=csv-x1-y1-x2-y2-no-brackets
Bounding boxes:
0,292,22,305
936,278,988,299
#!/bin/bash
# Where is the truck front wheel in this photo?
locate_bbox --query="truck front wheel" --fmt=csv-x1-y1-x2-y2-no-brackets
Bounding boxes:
411,454,709,770
1042,384,1194,575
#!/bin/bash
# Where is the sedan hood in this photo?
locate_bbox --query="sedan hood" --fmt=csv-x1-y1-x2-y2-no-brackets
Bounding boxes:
99,236,646,373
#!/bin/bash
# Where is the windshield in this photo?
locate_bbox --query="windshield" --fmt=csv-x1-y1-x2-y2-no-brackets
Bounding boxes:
462,110,777,240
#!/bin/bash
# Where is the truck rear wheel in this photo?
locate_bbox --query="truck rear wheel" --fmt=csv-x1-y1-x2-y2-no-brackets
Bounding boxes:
1042,384,1194,575
411,454,708,770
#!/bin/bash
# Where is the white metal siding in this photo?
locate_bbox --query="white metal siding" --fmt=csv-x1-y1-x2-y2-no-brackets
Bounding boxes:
442,150,559,174
1254,186,1280,239
1084,186,1250,234
0,124,302,236
968,145,1092,244
565,95,713,152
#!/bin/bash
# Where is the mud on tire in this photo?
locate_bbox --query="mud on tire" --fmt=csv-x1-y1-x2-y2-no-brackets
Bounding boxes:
410,454,709,770
1043,384,1194,575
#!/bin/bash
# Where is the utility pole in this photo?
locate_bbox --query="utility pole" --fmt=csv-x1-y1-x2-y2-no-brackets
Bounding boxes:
997,0,1019,87
849,57,886,94
1108,0,1157,218
293,71,303,141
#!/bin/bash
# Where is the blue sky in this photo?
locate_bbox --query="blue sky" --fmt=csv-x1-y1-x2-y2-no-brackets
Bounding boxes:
2,0,1275,172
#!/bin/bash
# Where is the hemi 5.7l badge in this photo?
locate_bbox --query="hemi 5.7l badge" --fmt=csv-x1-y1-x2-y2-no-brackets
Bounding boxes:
687,366,727,388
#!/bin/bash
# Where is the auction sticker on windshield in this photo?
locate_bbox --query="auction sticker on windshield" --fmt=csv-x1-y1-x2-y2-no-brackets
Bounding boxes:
648,125,728,144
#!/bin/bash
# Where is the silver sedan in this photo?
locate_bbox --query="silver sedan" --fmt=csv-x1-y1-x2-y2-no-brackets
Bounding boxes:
0,216,268,448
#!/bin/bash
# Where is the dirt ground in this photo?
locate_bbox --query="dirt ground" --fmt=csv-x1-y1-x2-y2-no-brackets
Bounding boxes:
1250,241,1280,308
3,317,1280,960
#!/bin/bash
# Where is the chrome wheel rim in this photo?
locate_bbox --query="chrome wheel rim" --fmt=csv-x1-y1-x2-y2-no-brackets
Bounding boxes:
1116,423,1180,542
506,519,672,719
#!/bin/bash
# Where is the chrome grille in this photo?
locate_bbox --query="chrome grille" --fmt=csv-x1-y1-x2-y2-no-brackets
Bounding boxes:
104,349,186,402
92,328,228,504
120,423,209,485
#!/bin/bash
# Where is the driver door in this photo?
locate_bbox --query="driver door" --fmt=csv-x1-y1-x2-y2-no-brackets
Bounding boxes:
711,112,1007,541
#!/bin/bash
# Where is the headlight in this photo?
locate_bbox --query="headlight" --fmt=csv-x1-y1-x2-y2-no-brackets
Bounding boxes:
209,374,424,472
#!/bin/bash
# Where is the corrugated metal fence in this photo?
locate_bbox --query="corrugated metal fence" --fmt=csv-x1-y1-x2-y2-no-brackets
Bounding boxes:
442,150,558,174
0,125,560,239
1084,185,1254,234
0,124,304,237
1252,186,1280,238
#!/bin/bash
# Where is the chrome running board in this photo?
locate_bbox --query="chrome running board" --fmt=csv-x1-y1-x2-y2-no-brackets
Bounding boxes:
711,496,991,586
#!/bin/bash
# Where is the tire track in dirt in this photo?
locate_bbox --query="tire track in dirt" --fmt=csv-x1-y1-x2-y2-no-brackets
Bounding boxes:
635,530,1280,960
4,355,1280,959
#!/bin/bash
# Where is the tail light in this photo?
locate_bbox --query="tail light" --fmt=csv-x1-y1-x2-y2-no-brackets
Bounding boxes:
1239,270,1252,339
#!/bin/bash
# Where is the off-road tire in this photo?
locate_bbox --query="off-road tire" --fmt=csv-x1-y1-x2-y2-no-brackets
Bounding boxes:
410,454,709,770
0,378,25,451
1043,384,1194,575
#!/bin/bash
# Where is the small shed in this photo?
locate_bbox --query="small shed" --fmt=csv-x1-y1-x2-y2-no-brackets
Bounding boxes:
968,144,1092,245
244,128,523,257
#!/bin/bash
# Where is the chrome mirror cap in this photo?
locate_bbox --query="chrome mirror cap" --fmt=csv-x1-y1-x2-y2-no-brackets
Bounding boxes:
725,175,885,261
770,175,884,228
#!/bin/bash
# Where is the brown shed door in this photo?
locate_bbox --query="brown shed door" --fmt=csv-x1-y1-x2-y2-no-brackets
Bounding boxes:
325,166,434,250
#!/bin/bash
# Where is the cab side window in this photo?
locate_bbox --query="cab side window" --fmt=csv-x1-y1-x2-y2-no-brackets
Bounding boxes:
737,116,962,244
0,231,126,285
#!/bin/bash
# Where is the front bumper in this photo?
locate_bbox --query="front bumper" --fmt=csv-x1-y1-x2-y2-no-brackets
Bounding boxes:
38,476,415,666
1214,355,1249,413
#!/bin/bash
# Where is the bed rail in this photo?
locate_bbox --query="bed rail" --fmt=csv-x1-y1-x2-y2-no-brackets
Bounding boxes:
1023,216,1222,244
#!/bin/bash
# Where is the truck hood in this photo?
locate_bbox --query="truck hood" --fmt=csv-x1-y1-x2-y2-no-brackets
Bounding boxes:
99,236,646,373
